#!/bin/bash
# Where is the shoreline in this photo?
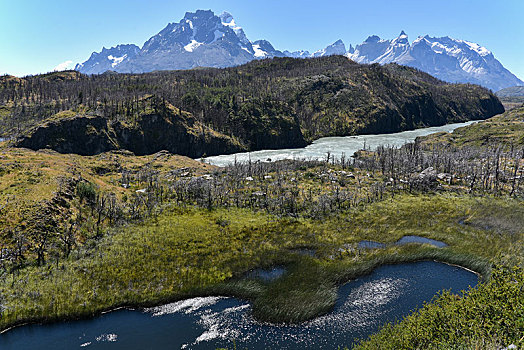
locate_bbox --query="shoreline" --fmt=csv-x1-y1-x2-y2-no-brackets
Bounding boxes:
200,119,482,166
0,253,488,335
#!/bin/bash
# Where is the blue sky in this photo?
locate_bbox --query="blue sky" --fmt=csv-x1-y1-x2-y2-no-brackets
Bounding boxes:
1,0,523,81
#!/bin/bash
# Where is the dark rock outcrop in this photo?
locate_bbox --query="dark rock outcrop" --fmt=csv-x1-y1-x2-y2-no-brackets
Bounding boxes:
17,115,119,156
17,108,248,158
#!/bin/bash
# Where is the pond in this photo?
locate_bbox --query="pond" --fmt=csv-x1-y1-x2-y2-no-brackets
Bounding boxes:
201,121,478,167
0,261,478,350
396,236,447,248
358,236,447,250
245,266,286,282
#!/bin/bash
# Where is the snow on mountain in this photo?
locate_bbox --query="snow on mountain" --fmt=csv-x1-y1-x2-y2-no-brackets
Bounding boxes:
75,11,523,91
219,11,250,46
374,30,410,64
312,39,346,57
283,50,311,58
251,40,286,58
346,35,391,63
74,44,139,74
76,10,289,74
347,32,523,91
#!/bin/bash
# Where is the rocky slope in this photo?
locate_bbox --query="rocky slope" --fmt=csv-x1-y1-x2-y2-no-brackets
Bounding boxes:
9,56,504,157
16,102,248,157
347,32,524,91
75,10,523,91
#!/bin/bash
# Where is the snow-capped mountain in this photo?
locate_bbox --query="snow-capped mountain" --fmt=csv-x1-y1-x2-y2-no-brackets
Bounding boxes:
312,39,346,57
347,31,524,91
252,40,286,58
76,10,284,74
75,11,523,91
283,50,312,58
75,44,140,74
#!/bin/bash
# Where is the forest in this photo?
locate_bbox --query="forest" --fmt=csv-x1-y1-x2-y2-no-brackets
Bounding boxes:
0,59,522,349
0,56,503,157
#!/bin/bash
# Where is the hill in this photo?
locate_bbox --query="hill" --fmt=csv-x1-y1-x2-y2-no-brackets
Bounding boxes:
495,86,524,110
496,86,524,98
417,106,524,148
1,56,503,157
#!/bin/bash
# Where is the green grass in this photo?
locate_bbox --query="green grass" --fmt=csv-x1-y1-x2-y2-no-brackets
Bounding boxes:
1,193,521,333
418,106,524,147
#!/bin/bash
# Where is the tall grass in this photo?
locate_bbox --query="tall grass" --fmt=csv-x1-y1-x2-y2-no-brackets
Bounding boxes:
1,193,521,333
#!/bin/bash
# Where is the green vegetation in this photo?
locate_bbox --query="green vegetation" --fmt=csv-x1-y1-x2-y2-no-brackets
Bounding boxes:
0,147,213,268
0,110,523,348
0,56,503,157
0,75,521,348
418,106,524,147
1,193,521,334
356,265,524,349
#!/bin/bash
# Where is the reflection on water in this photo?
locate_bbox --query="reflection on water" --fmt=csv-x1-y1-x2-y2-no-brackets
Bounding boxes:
397,235,447,248
245,267,286,282
202,121,477,167
358,236,447,250
0,261,478,350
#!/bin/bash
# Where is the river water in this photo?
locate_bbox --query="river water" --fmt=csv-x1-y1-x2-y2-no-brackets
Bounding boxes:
202,121,477,167
1,122,480,349
0,261,478,350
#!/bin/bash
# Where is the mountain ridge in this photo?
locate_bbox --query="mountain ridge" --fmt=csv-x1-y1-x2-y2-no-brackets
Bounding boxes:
347,31,524,91
75,10,523,91
4,56,504,157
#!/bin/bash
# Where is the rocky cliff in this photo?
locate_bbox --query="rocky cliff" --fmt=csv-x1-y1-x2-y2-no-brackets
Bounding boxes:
16,105,249,157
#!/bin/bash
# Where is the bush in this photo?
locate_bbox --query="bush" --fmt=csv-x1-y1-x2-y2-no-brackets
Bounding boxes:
76,181,97,204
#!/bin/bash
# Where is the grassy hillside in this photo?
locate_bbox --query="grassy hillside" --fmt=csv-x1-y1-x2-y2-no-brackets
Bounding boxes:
354,112,524,349
0,60,520,348
495,86,524,110
1,122,523,350
0,56,503,157
417,106,524,148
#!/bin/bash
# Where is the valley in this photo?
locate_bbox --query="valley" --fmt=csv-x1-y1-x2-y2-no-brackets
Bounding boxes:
0,105,522,348
1,7,523,345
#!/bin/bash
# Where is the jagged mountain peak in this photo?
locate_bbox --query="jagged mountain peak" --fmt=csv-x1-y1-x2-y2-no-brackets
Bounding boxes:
394,31,409,44
184,9,215,20
364,35,383,43
252,40,286,58
74,10,523,91
349,32,522,90
219,10,250,45
219,11,234,24
76,10,283,74
74,44,140,73
313,39,346,57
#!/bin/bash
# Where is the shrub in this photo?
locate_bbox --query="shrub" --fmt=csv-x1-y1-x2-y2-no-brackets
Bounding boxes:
76,181,97,204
